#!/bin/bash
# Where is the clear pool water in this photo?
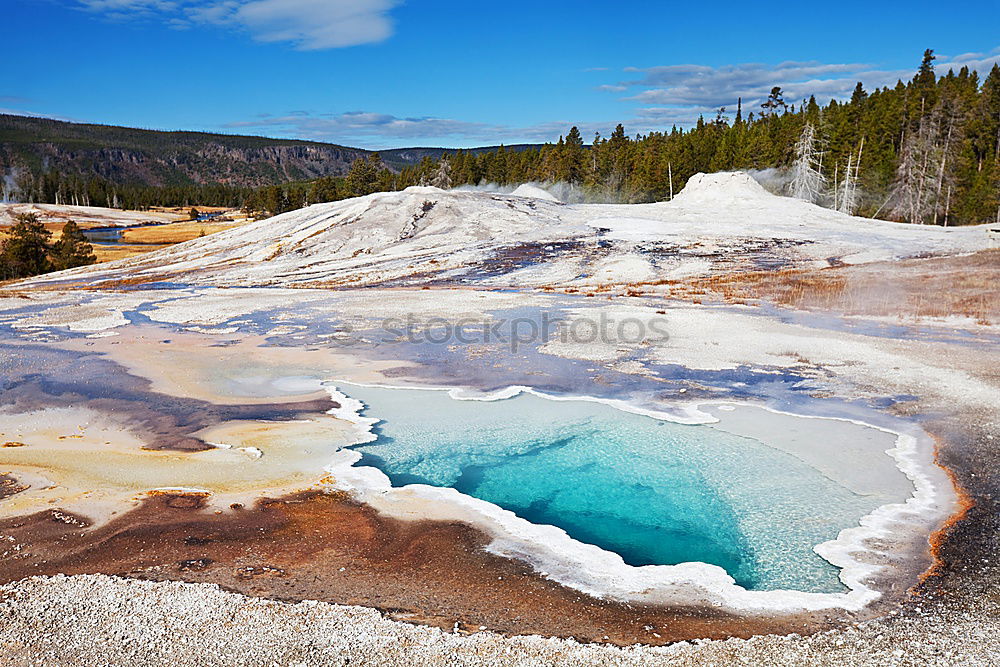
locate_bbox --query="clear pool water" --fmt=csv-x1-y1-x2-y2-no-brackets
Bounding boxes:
344,385,893,593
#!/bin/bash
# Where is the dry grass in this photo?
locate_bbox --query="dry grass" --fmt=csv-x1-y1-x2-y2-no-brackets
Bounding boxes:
120,220,245,244
1,219,247,267
148,205,232,215
91,244,169,262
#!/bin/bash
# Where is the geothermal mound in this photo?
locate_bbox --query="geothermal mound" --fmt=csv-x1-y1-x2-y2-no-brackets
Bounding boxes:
24,173,991,290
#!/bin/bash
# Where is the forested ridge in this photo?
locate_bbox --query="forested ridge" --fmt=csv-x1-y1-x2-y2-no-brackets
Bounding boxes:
0,112,536,210
6,51,1000,225
0,115,502,208
249,50,998,226
0,115,372,200
387,50,995,226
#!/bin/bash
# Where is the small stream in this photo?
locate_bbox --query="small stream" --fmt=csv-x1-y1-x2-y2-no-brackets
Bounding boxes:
82,227,126,245
82,222,171,246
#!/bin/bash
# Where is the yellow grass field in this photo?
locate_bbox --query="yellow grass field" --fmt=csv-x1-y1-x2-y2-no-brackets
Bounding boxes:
90,244,171,262
1,218,248,265
120,220,245,244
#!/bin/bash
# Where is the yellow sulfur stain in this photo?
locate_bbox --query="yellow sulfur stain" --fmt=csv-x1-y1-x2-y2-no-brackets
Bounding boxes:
0,405,366,526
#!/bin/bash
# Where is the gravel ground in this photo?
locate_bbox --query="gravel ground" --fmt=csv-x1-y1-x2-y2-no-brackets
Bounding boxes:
0,573,996,666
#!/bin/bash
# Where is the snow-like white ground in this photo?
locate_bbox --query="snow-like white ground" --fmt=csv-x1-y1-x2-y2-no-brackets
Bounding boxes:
0,202,183,227
510,183,561,201
26,172,993,289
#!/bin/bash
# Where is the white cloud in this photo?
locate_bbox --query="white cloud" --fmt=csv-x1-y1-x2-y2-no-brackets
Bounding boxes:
195,0,399,49
935,47,1000,77
634,106,724,125
618,60,877,109
76,0,400,49
0,108,78,122
604,50,1000,120
225,111,502,146
79,0,178,9
223,110,674,148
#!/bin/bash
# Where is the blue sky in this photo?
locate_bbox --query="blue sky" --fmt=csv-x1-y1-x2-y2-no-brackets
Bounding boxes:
4,0,1000,149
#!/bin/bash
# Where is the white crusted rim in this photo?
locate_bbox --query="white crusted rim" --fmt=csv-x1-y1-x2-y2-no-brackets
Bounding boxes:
319,380,957,615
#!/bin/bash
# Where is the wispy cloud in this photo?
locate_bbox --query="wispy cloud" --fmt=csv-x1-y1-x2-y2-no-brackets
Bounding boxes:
244,48,1000,147
75,0,181,21
223,110,650,148
75,0,400,49
226,111,504,146
0,108,78,122
603,49,1000,119
79,0,179,9
633,105,726,125
936,47,1000,76
618,60,878,109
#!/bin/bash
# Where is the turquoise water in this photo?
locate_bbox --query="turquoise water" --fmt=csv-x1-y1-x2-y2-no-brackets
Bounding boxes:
344,385,888,593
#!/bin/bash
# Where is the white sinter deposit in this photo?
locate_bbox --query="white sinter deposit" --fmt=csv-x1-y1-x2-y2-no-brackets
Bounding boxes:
0,202,183,227
24,172,992,290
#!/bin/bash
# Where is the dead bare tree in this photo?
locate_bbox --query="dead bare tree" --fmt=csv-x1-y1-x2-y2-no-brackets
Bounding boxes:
931,99,965,226
429,159,452,189
889,111,940,224
836,137,864,215
788,122,826,203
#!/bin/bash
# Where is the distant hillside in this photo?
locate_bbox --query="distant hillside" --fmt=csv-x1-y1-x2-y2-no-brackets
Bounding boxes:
0,114,376,188
0,114,542,190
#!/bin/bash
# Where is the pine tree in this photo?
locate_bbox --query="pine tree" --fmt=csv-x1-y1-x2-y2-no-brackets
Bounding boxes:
850,82,868,105
308,176,341,204
346,155,380,197
609,123,627,148
916,49,937,89
49,220,96,271
761,87,788,116
563,126,586,183
486,145,509,183
805,95,820,119
0,212,52,279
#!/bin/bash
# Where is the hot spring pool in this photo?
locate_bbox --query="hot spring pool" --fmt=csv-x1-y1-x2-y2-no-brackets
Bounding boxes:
341,384,914,594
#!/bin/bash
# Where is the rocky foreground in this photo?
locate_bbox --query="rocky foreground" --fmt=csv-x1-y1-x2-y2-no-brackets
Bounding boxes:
1,574,996,666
